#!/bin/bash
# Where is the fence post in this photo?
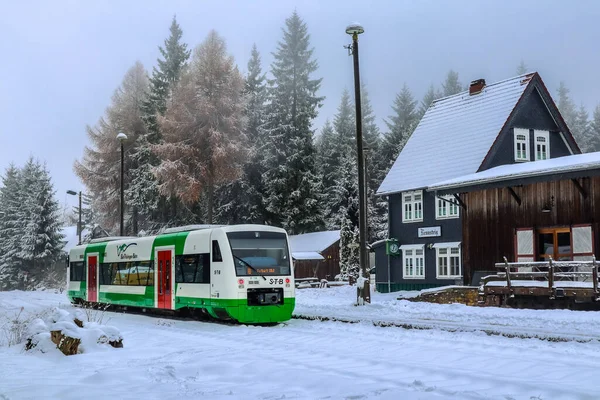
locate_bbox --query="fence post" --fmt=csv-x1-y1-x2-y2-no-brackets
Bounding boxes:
503,256,512,292
548,256,554,293
593,255,598,295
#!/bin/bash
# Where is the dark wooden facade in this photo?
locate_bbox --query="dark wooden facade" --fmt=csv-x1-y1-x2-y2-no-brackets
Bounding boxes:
293,242,340,281
461,176,600,284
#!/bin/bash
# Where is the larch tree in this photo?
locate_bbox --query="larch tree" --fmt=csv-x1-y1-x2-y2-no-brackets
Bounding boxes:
74,62,149,234
262,11,324,235
155,30,246,224
138,16,191,228
215,44,268,224
381,84,418,169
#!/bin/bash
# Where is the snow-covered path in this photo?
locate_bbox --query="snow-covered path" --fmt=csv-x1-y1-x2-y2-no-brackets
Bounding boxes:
0,289,598,399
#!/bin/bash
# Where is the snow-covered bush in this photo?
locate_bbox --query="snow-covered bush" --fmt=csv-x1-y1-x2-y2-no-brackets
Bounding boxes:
0,307,40,347
24,307,123,355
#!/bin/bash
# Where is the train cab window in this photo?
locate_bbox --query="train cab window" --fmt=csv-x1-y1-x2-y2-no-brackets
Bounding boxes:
212,240,223,262
176,254,210,283
69,262,85,281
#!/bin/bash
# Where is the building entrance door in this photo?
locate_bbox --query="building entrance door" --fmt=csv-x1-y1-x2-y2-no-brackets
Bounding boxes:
537,228,572,261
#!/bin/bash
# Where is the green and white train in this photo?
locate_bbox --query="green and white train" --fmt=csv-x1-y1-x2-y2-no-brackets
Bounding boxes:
67,224,295,324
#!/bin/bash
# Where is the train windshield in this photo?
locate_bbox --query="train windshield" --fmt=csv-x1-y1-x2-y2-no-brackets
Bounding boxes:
227,231,291,276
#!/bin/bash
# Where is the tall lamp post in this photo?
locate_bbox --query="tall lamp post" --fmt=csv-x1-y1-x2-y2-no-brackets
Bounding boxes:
346,23,370,304
117,132,128,237
66,190,82,245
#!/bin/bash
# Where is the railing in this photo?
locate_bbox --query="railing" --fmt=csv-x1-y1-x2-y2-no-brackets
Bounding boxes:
488,256,599,294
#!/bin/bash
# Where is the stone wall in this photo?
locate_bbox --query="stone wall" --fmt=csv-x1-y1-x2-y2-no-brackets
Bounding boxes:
406,286,479,306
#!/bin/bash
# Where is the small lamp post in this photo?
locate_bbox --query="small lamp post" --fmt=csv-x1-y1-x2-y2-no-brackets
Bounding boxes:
66,190,82,245
346,22,370,304
117,132,128,236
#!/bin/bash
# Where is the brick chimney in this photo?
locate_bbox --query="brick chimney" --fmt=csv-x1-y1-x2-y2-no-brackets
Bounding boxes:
469,79,486,95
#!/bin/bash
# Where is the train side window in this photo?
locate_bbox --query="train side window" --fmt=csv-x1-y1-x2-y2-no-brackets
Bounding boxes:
69,262,84,281
212,240,223,262
176,254,210,283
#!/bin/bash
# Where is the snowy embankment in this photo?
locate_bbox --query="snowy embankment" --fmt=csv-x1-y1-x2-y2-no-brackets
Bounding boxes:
294,285,600,342
1,289,599,400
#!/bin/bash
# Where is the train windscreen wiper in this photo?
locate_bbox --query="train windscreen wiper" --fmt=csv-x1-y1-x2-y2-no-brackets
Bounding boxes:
232,254,267,280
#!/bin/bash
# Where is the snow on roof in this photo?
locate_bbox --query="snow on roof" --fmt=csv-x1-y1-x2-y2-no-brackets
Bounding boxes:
292,251,325,261
377,73,534,195
289,230,340,254
428,151,600,192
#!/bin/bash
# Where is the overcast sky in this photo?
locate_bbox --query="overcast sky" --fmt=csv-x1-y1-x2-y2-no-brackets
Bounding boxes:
1,0,599,213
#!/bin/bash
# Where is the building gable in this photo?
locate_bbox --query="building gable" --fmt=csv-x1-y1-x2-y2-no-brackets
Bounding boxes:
479,74,581,171
377,73,533,195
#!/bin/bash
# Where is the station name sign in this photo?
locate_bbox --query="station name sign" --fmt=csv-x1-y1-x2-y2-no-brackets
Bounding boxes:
418,226,441,238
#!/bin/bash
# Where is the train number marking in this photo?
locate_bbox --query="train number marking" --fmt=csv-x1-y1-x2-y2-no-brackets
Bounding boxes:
214,270,221,275
269,278,284,285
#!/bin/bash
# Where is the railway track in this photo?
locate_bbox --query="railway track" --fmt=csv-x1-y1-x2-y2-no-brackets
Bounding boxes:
292,312,600,343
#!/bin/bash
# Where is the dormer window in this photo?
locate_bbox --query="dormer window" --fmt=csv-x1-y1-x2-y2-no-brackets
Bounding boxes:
534,130,549,160
514,128,530,162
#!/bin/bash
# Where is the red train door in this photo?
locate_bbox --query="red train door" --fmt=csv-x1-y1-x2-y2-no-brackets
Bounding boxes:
157,250,172,309
87,255,97,302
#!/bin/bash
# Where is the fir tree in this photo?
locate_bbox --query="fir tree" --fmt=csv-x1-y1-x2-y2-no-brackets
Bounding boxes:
361,86,387,242
573,104,591,152
516,60,528,75
0,159,64,290
138,16,191,229
442,70,463,97
589,105,600,152
324,89,357,229
155,30,246,224
17,159,64,289
557,81,577,134
339,216,360,282
0,164,23,290
262,11,324,234
417,84,438,121
381,84,418,169
316,120,336,193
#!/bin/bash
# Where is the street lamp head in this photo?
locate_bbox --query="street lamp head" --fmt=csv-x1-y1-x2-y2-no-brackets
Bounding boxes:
345,23,364,35
116,132,128,142
66,190,77,196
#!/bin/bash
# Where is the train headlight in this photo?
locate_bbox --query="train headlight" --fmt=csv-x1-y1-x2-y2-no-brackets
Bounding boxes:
238,279,244,285
285,278,290,284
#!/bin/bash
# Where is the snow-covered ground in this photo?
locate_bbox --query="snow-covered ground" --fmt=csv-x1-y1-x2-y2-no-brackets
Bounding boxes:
0,287,598,400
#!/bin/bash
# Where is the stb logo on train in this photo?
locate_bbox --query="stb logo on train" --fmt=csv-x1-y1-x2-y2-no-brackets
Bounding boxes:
116,243,138,260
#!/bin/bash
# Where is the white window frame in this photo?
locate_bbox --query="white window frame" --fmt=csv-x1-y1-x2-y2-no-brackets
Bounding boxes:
402,190,423,223
534,130,549,161
433,242,462,279
401,244,425,279
435,195,460,219
514,128,530,162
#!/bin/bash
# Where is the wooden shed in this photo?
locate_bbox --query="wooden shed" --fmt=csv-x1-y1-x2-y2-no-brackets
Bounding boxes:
289,231,340,281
